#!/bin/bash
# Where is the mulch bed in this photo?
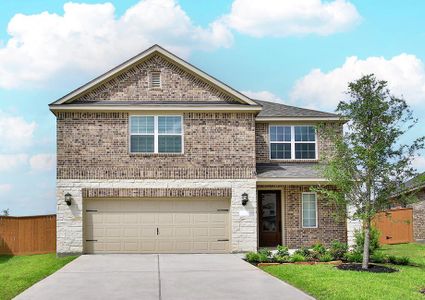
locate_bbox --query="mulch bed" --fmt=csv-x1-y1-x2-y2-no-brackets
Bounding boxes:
337,263,398,273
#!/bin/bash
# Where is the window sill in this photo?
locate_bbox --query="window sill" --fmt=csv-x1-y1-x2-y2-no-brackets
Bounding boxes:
129,153,184,157
268,159,319,163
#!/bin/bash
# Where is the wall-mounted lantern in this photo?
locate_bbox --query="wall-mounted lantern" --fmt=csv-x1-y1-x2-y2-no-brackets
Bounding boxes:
64,193,72,206
241,193,249,206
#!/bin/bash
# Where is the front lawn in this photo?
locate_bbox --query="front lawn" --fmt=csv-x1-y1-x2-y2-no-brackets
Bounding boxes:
261,243,425,300
0,253,77,300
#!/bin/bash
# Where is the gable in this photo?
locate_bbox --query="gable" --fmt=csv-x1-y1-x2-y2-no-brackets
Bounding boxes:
73,54,242,104
52,45,258,106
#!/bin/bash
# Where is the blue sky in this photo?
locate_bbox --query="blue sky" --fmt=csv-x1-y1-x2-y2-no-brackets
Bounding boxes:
1,0,425,215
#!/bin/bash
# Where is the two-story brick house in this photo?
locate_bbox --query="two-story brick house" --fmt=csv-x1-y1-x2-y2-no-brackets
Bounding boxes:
50,45,347,255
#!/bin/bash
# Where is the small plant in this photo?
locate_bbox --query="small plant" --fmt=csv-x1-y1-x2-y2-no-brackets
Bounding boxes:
245,252,260,263
312,243,327,254
329,240,348,260
319,253,334,262
387,255,410,265
344,251,363,263
294,247,311,258
257,249,272,263
354,227,380,255
290,253,307,263
370,252,388,264
276,245,289,257
273,254,290,263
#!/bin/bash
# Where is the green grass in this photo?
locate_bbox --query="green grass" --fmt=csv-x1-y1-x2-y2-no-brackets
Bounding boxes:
0,253,77,300
261,243,425,300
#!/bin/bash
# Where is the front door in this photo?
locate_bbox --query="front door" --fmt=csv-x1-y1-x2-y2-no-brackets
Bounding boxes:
258,191,282,247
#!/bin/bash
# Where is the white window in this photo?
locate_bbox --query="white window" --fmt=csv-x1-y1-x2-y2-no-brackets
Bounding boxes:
150,72,161,88
130,116,182,153
269,125,317,160
302,193,317,228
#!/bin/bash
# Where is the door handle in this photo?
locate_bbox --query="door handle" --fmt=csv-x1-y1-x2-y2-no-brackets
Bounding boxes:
157,227,159,235
279,221,282,232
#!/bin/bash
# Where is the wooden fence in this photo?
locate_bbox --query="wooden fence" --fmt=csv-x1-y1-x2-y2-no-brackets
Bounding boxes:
0,215,56,255
372,208,413,245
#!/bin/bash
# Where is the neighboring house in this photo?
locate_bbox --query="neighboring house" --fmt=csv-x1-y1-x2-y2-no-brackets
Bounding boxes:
392,173,425,242
49,45,347,255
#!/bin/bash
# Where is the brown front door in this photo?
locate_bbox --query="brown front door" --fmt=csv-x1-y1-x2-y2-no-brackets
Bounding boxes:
259,191,282,247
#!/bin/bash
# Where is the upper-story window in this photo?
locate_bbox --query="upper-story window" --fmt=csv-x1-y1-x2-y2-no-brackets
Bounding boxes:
130,115,183,153
269,125,317,160
150,72,161,88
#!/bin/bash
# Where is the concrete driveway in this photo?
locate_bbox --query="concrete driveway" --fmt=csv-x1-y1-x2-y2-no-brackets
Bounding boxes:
15,254,313,300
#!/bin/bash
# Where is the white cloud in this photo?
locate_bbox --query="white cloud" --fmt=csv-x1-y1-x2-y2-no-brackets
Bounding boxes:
0,111,36,151
0,184,12,193
0,154,28,171
0,0,233,88
412,155,425,172
242,90,283,102
290,54,425,111
222,0,360,37
29,154,55,171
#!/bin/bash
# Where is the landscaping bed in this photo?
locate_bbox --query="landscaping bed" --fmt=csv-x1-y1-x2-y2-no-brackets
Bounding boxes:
257,243,425,300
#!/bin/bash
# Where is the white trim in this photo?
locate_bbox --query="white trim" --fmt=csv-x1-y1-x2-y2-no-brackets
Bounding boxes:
129,115,184,154
256,117,341,122
269,124,318,160
49,104,262,113
301,192,318,229
51,45,258,106
256,178,328,184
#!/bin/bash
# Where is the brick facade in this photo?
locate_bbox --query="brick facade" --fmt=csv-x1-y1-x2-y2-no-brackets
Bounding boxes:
73,54,242,104
255,122,342,163
82,187,232,198
258,185,347,248
57,112,256,180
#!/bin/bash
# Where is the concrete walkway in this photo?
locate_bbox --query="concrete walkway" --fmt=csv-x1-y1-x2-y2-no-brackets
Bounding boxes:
15,254,314,300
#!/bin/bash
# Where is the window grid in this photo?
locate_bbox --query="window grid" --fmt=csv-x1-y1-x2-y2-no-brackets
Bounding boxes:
302,193,318,228
130,115,183,154
269,125,317,160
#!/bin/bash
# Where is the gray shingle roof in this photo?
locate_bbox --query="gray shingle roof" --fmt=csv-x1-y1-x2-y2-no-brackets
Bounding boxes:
403,172,425,191
256,163,324,178
254,99,339,118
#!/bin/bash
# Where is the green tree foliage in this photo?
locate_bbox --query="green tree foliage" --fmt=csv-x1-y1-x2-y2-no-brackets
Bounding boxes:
315,74,424,269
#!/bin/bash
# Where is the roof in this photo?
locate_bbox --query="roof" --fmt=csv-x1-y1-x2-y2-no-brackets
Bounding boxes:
401,172,425,193
256,163,324,179
50,44,259,106
254,99,340,120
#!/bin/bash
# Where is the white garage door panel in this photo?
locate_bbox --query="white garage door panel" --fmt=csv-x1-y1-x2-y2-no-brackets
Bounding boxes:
84,198,230,254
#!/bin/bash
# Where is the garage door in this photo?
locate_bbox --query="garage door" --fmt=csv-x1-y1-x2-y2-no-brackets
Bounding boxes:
84,198,230,254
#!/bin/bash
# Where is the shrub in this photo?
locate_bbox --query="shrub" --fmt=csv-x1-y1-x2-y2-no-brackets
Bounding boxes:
258,249,272,263
344,251,363,263
290,253,307,263
294,247,311,258
387,255,410,265
245,252,260,263
273,254,291,263
354,227,380,254
329,240,348,260
276,245,289,257
370,252,388,264
319,253,334,262
312,243,327,254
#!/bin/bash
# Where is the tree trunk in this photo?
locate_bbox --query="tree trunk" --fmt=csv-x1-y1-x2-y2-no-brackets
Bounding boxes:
362,218,371,269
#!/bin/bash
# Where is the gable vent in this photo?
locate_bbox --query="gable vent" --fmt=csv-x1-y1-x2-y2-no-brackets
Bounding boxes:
150,72,161,88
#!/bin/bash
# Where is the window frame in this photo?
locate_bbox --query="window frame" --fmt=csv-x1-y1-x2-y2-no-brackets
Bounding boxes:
269,124,318,160
129,115,184,154
301,192,318,229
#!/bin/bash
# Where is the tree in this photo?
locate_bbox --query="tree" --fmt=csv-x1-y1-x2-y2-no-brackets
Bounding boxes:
315,74,425,269
1,208,9,216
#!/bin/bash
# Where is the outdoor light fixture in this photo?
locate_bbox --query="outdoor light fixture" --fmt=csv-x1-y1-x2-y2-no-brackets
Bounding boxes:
64,193,72,206
241,193,249,206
